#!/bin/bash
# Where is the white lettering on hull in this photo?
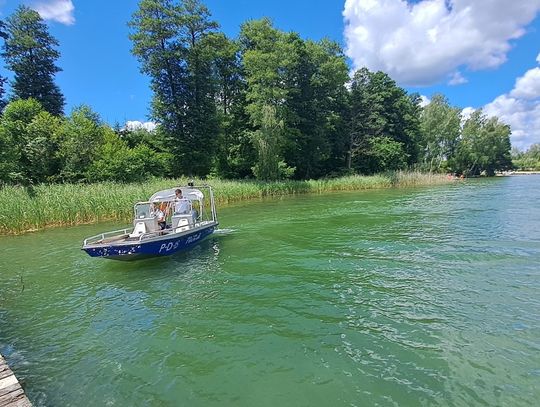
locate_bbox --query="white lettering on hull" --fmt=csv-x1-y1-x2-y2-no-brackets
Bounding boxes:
158,233,202,253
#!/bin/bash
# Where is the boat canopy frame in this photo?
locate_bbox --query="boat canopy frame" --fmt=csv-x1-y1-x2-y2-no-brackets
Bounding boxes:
83,185,218,247
140,185,217,223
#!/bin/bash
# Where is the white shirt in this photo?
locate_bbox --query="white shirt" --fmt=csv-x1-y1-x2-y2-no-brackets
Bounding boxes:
154,208,165,221
174,198,191,214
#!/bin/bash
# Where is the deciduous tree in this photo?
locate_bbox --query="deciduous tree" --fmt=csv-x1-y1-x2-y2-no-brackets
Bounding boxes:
87,128,169,182
419,94,461,172
281,36,349,179
513,144,540,170
0,98,61,184
239,18,292,180
57,106,106,181
455,109,512,176
251,104,291,180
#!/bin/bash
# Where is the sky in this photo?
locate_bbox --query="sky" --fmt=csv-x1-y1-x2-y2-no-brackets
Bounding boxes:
0,0,539,150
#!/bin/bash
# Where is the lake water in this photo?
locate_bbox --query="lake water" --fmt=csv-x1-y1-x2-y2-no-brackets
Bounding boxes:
1,176,539,406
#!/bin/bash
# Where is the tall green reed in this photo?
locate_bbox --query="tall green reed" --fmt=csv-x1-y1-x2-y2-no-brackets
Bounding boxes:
0,173,452,234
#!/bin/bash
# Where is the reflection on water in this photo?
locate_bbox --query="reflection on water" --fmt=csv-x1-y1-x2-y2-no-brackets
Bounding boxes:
1,176,540,406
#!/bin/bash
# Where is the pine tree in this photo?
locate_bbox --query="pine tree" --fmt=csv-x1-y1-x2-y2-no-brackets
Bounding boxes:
129,0,220,177
0,19,8,112
348,68,420,173
2,6,65,116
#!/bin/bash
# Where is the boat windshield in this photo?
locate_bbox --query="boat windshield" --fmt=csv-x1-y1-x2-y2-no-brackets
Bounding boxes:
134,202,153,219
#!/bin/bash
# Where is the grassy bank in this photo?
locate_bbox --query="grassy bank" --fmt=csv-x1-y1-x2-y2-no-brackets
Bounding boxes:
0,172,452,235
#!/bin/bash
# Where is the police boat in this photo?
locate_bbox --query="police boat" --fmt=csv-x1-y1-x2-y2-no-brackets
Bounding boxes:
82,184,218,260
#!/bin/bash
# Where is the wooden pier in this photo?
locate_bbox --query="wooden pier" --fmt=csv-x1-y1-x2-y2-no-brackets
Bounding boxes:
0,355,31,407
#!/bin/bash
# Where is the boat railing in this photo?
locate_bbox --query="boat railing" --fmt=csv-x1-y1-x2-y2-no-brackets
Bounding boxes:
83,218,217,246
134,220,212,242
83,228,131,246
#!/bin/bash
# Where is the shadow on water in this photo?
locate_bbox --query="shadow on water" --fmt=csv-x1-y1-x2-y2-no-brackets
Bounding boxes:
95,233,232,276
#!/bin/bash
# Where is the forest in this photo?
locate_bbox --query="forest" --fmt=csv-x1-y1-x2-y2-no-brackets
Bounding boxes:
512,144,540,171
0,0,518,187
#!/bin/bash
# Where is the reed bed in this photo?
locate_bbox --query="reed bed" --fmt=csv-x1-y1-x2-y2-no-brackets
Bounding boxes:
0,172,452,235
389,170,455,187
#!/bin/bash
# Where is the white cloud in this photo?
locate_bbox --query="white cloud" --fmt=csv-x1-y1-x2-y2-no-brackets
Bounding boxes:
343,0,540,86
477,59,540,150
510,67,540,100
484,95,540,150
419,94,430,107
448,71,468,86
31,0,75,25
124,121,158,132
460,106,475,123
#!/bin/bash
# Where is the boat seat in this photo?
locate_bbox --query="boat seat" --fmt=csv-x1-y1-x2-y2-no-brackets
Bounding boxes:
172,214,194,228
129,221,147,238
174,218,190,232
132,216,159,234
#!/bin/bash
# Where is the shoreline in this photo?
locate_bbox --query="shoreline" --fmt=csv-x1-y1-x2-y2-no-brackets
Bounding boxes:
512,171,540,175
0,172,453,236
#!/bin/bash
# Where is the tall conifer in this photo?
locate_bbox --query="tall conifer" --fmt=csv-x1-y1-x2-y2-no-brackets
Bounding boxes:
0,20,7,112
1,6,65,116
129,0,219,176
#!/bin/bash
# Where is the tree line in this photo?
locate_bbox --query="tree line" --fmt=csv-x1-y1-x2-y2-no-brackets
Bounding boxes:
512,144,540,171
0,1,513,186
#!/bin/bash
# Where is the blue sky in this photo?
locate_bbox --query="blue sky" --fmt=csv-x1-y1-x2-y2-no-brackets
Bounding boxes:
0,0,539,149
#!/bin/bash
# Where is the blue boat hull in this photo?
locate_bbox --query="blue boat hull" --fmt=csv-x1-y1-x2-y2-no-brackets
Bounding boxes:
82,225,216,260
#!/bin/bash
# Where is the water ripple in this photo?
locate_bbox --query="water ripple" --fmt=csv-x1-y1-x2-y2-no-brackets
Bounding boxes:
1,177,540,406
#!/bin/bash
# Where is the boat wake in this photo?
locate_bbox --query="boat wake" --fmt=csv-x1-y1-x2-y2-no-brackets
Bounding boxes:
214,228,236,235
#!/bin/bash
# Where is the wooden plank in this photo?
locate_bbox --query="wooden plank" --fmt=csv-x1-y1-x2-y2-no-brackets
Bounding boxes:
3,399,31,407
0,355,31,407
0,371,12,381
0,395,27,406
0,383,24,398
10,400,31,407
0,375,17,391
0,385,24,406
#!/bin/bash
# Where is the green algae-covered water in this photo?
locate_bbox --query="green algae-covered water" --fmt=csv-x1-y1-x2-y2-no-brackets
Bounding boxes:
1,176,539,406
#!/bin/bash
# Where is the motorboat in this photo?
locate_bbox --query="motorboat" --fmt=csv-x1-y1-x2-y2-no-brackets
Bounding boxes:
82,184,218,260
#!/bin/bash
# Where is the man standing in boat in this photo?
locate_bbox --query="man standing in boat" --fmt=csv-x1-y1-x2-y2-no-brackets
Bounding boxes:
174,189,191,214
